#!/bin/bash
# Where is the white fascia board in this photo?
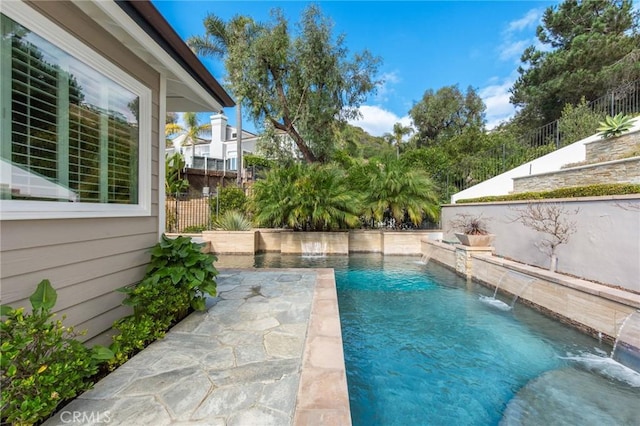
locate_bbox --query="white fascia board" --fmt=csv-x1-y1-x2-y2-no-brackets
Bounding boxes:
72,0,223,112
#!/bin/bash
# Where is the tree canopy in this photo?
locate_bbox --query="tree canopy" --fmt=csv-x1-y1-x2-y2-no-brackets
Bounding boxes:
510,0,640,125
188,5,381,163
409,85,485,147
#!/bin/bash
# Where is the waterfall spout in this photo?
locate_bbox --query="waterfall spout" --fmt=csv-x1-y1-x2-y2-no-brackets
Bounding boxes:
611,310,640,372
301,241,328,257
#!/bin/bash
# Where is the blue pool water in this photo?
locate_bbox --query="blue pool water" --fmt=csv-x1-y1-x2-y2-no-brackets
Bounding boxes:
251,254,640,425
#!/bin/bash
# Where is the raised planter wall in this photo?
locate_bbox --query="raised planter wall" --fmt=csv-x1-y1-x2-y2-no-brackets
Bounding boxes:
512,157,640,193
281,232,350,255
348,230,383,253
257,229,283,253
585,131,640,162
383,231,441,255
202,230,257,254
424,240,640,343
198,229,442,255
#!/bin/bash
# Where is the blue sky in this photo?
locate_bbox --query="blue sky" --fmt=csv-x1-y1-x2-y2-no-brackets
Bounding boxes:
153,0,562,135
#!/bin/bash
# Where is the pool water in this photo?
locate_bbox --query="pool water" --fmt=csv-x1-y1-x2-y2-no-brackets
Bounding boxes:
252,254,640,425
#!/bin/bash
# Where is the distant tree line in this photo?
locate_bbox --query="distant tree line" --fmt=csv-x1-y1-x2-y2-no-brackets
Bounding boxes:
179,0,639,225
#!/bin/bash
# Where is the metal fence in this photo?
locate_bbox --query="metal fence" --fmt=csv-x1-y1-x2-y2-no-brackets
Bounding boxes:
165,193,214,233
446,79,640,199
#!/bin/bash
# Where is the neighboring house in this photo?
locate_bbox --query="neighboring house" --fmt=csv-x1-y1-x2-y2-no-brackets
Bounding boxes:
166,113,259,172
0,0,234,344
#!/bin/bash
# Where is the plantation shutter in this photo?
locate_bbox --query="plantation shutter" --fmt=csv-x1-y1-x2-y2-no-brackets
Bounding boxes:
1,14,139,204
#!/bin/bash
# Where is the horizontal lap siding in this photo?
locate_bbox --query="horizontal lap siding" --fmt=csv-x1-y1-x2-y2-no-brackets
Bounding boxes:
1,2,161,341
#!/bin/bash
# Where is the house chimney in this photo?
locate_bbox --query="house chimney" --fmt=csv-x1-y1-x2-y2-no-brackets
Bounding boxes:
210,113,228,159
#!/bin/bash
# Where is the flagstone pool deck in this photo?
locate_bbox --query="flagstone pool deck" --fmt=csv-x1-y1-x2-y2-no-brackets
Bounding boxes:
44,269,351,426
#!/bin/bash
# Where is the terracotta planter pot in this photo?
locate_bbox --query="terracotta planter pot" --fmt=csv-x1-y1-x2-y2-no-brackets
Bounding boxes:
455,232,495,247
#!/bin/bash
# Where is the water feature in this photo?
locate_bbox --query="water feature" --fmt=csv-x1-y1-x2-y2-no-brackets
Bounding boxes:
478,270,512,311
478,269,536,311
611,310,640,372
509,276,537,308
251,253,640,425
300,241,327,257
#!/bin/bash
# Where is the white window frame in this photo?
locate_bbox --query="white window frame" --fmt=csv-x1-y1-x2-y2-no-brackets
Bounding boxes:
0,1,152,220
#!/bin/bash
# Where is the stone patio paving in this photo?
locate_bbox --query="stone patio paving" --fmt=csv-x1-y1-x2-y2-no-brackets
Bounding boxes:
44,269,350,426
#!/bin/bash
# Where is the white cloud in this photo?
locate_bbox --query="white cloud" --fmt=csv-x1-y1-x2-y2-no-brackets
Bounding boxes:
348,105,412,137
375,71,401,103
498,8,544,62
498,40,529,62
479,79,517,130
506,8,542,34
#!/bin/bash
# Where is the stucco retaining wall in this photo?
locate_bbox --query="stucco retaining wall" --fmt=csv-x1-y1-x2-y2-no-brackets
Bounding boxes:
441,196,640,292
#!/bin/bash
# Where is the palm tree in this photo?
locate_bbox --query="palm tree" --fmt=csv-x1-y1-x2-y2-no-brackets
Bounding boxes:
165,112,211,163
252,163,362,231
188,16,249,185
349,156,439,227
392,122,413,158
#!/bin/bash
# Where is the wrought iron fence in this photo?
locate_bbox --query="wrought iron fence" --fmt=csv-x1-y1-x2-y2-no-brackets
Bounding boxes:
165,193,214,233
445,79,640,199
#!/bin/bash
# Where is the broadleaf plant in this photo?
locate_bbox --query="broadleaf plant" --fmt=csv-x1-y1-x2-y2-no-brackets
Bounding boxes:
1,280,113,425
109,235,218,369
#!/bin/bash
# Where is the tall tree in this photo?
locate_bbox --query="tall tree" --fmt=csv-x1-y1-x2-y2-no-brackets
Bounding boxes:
188,5,381,163
510,0,640,125
409,85,485,147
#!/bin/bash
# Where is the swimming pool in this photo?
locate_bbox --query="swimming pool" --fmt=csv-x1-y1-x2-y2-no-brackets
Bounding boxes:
253,254,640,425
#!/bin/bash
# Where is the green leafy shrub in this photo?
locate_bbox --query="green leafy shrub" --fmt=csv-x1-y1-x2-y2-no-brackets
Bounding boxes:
252,163,362,231
165,152,189,195
597,113,636,138
558,97,604,146
109,235,218,369
212,186,248,218
456,183,640,203
244,153,274,169
182,224,208,233
214,210,252,231
1,280,113,425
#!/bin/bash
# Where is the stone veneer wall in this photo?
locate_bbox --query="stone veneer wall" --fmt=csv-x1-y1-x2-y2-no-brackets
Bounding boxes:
585,131,640,162
424,240,640,344
512,157,640,193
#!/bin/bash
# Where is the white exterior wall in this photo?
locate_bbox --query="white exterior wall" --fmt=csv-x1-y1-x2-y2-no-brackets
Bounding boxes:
451,118,640,203
209,113,227,159
441,196,640,292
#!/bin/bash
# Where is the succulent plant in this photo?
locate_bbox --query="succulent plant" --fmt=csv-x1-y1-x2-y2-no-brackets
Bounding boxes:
597,113,635,139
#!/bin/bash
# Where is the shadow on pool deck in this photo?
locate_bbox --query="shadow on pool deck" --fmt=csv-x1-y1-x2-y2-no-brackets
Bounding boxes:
44,269,350,426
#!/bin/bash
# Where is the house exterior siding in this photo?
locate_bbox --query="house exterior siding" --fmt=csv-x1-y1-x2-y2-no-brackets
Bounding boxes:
0,2,161,344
